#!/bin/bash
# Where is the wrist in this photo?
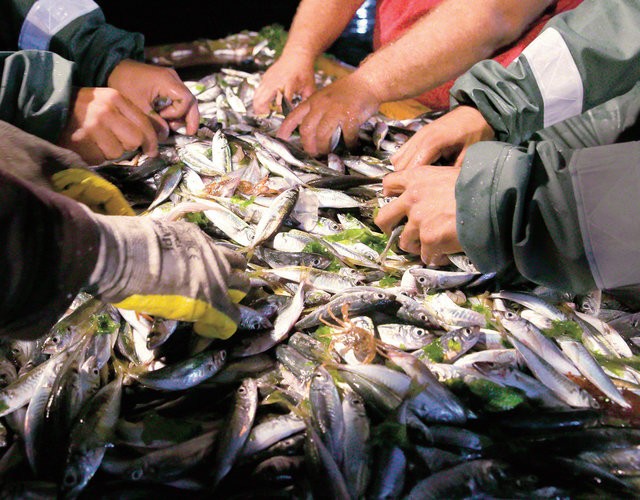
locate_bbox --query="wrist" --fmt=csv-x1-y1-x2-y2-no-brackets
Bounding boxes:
347,71,384,108
107,59,138,88
280,44,318,66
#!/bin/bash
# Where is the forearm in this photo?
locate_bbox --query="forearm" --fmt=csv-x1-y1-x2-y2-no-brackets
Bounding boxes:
452,0,640,144
456,140,596,293
0,50,74,142
281,0,363,62
353,0,554,104
4,0,144,87
0,170,100,339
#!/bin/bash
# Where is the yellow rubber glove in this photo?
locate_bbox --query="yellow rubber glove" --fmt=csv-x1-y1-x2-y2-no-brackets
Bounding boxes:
0,121,133,216
86,214,250,339
51,168,134,216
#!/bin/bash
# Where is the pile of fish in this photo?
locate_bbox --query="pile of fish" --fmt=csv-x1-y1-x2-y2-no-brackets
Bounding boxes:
2,30,640,499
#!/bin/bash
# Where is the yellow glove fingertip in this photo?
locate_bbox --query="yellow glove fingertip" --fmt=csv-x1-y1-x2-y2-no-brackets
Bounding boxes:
51,168,134,215
228,289,247,304
194,319,237,340
111,295,238,339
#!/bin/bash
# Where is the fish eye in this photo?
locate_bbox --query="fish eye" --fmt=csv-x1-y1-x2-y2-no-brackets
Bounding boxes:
93,368,100,376
312,258,321,266
220,350,227,360
238,386,246,394
52,336,60,344
419,314,428,322
505,312,517,320
376,293,385,299
131,468,144,481
415,329,425,336
63,471,77,487
417,277,427,284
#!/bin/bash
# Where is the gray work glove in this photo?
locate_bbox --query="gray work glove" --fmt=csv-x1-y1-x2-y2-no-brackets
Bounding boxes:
86,213,250,338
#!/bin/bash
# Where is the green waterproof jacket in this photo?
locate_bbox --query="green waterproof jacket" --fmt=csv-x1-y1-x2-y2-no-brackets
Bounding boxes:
449,0,640,293
0,0,144,142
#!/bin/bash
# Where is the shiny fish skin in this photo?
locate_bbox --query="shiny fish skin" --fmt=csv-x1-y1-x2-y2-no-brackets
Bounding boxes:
133,349,227,391
309,366,345,466
210,378,259,487
508,335,598,409
7,49,640,498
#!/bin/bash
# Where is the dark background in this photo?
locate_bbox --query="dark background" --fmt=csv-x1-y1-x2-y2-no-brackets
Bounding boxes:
96,1,300,46
95,0,374,66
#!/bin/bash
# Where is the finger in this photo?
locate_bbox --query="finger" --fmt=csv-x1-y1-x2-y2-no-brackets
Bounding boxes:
253,85,278,115
297,109,325,157
276,102,309,141
160,89,200,134
314,115,343,156
341,122,359,151
381,171,410,196
90,126,128,161
113,98,159,157
398,220,421,255
452,146,469,169
217,245,248,270
183,100,200,135
419,223,453,266
374,197,409,235
145,111,171,142
73,141,107,165
228,269,251,297
392,138,442,171
299,83,315,100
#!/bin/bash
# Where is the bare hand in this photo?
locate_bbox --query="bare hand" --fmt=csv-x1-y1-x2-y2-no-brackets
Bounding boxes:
58,87,159,165
277,73,381,156
375,166,463,265
391,106,494,171
253,54,316,115
107,59,200,136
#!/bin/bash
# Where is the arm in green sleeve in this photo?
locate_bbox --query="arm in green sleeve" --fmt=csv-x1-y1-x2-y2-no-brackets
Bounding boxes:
532,82,640,150
451,0,640,145
49,9,144,87
3,0,144,87
0,50,73,142
456,140,596,293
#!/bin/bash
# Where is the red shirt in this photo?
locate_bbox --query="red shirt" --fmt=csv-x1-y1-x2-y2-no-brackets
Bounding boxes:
373,0,584,110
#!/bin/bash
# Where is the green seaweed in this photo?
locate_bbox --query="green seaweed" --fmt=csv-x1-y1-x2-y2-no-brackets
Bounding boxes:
184,211,209,229
324,228,388,254
302,241,341,272
422,341,445,363
379,275,400,288
543,320,583,341
258,24,288,58
467,378,526,412
95,313,118,336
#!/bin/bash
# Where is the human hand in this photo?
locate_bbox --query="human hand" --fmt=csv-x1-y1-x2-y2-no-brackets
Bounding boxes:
88,216,251,339
58,87,159,165
107,59,200,136
276,72,381,156
0,120,133,215
391,106,494,171
375,165,463,265
253,52,317,115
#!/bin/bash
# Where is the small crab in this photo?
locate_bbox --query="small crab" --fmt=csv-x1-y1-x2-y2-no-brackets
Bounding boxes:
319,303,378,364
